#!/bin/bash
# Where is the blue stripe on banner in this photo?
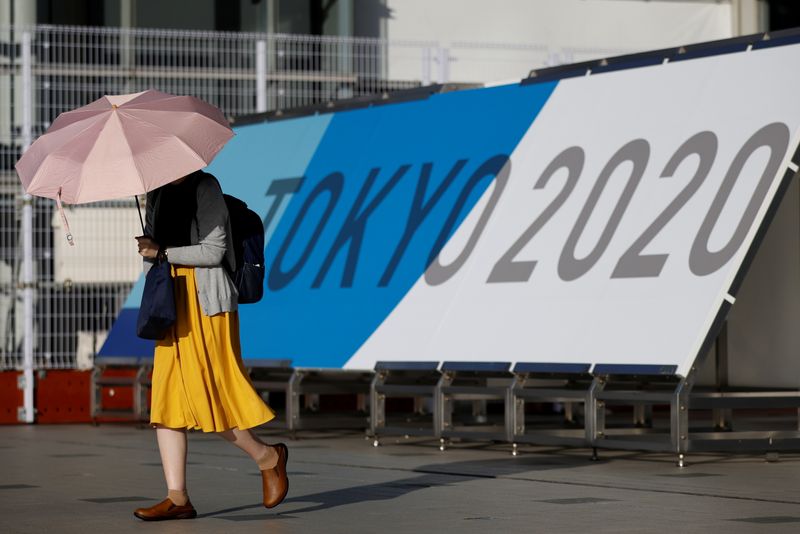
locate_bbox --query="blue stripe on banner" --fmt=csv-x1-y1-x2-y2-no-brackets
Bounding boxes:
98,114,334,358
241,82,557,367
97,308,155,357
209,113,335,243
122,275,145,309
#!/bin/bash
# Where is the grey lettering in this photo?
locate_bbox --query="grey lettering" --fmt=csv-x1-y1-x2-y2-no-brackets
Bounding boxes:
558,139,650,281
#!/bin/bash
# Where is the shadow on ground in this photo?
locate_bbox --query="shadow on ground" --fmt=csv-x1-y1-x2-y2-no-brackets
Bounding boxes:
201,454,604,520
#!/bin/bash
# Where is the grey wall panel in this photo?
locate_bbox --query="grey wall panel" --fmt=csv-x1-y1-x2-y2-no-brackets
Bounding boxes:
727,175,800,388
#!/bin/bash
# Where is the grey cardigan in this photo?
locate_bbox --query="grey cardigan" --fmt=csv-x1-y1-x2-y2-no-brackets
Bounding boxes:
143,172,238,316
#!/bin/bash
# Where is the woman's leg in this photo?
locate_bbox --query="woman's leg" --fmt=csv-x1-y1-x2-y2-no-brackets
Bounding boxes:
218,428,278,469
156,426,190,504
220,429,288,509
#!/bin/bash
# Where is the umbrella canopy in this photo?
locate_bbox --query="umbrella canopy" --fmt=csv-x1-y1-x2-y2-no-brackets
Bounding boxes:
15,89,234,204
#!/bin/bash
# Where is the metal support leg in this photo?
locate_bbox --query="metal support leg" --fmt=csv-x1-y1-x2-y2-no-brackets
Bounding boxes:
587,377,607,446
434,372,454,446
90,366,102,421
287,370,304,432
564,402,575,424
633,404,652,428
472,399,488,424
507,375,524,443
305,393,320,411
413,396,425,415
133,365,146,421
369,371,387,444
713,408,733,431
505,376,525,444
671,375,693,467
713,322,731,430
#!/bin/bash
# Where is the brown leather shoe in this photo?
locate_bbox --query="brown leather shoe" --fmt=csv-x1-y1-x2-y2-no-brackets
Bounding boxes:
133,498,197,521
261,443,289,508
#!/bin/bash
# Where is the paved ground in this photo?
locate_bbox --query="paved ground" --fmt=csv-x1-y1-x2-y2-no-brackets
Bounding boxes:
1,424,800,533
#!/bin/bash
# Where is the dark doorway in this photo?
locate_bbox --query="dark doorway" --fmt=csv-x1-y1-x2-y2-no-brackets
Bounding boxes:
768,0,800,31
36,0,105,26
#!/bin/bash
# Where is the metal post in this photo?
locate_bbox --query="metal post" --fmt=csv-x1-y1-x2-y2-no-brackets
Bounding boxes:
413,396,425,414
633,404,652,427
506,374,522,443
134,364,149,421
508,374,525,442
256,40,267,113
287,370,303,431
90,366,101,420
421,47,432,86
434,372,453,443
20,30,34,424
586,377,606,445
333,0,354,100
564,402,574,424
713,323,732,430
472,399,487,424
670,374,693,466
369,370,386,443
436,46,450,84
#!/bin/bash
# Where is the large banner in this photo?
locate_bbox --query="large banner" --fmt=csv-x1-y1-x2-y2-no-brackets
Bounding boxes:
100,42,800,376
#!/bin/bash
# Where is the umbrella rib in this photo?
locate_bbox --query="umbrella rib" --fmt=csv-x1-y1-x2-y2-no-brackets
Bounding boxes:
180,111,233,138
119,110,214,166
122,94,186,109
135,109,230,143
71,112,147,203
22,113,111,200
115,117,151,195
123,95,229,128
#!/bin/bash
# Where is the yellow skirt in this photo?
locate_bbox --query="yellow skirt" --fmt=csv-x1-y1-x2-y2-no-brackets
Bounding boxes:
150,265,275,432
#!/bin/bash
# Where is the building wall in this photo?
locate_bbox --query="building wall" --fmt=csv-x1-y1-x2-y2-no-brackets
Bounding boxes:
379,0,733,48
371,0,736,83
133,0,215,31
726,175,800,388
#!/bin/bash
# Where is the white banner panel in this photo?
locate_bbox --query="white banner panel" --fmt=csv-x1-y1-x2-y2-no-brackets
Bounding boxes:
347,44,800,376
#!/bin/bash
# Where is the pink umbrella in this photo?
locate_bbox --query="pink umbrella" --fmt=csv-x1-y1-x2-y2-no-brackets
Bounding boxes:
15,89,234,244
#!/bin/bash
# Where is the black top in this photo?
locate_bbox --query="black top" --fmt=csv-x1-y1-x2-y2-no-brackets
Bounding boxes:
150,172,200,248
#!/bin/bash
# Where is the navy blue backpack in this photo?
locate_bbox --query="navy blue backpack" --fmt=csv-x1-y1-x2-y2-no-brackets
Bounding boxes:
223,194,265,304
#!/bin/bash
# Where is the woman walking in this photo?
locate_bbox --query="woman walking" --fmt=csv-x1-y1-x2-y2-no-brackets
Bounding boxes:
132,170,288,521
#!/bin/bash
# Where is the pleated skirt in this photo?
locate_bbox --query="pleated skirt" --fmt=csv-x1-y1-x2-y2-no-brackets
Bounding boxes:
149,265,275,432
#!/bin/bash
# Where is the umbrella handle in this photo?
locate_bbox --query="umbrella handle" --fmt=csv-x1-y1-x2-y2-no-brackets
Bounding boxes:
56,189,74,247
135,195,146,235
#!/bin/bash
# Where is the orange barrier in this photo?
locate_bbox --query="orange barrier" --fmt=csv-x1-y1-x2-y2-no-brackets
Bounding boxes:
36,370,92,423
0,371,23,424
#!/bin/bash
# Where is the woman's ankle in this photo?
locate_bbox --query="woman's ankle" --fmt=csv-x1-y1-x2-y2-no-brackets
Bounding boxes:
167,488,189,506
255,444,278,470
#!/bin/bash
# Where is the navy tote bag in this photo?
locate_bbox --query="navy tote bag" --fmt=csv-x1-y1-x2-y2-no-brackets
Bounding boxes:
136,259,176,340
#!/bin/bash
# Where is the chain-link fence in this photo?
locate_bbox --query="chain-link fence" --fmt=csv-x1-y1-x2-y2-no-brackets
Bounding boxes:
0,25,442,372
0,24,624,372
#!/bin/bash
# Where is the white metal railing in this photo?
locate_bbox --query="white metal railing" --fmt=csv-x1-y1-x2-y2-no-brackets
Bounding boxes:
0,24,626,385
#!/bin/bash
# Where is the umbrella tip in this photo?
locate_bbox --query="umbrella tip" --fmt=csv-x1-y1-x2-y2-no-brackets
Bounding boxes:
112,104,118,109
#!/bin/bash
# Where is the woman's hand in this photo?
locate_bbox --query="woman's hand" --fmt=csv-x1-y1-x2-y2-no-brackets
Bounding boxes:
136,236,160,259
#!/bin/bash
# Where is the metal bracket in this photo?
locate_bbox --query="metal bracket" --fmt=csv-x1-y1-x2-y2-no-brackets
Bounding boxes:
17,374,25,390
17,407,27,422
